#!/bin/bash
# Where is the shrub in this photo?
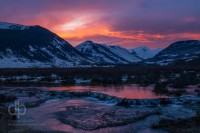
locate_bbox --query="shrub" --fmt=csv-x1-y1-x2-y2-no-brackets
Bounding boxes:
153,83,169,94
0,94,16,103
168,90,187,97
116,99,131,107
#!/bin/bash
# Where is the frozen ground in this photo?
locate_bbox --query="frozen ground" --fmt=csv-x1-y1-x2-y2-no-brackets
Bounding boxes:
1,87,199,133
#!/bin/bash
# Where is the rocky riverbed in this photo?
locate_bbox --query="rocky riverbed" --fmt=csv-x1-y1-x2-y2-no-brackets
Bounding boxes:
0,87,200,133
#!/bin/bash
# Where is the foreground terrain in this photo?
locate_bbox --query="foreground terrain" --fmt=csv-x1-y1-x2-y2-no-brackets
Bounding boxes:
0,67,200,132
0,86,200,133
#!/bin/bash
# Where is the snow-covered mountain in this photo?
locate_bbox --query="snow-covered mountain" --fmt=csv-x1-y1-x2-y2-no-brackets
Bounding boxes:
0,22,91,68
1,22,199,67
76,41,142,64
145,40,200,65
129,46,163,59
0,22,30,30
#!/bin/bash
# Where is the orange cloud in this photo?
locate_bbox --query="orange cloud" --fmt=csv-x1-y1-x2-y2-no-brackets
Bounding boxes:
16,13,200,48
55,21,166,45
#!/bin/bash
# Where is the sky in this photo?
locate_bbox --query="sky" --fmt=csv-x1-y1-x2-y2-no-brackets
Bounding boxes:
0,0,200,49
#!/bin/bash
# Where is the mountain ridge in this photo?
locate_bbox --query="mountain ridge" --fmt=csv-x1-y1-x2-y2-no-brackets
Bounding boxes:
0,22,199,67
129,46,163,59
75,40,142,64
145,40,200,65
0,22,91,68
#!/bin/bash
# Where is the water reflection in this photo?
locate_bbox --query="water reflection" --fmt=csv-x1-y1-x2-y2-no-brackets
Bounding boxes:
41,84,168,99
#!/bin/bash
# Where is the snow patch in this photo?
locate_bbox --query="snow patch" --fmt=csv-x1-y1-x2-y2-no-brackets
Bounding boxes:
130,46,163,59
0,22,29,30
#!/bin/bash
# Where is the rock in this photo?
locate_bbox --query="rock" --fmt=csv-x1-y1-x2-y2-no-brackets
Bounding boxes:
57,105,159,130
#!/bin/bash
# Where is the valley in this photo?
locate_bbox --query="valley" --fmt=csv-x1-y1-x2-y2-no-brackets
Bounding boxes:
0,22,200,133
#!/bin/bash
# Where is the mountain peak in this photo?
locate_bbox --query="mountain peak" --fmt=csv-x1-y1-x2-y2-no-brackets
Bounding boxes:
78,41,110,50
0,22,91,67
145,40,200,65
0,22,30,30
129,46,163,59
76,41,142,64
169,40,200,48
82,40,95,44
0,22,45,31
134,46,150,51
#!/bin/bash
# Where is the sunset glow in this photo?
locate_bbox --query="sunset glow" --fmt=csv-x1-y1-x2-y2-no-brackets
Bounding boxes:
0,0,199,48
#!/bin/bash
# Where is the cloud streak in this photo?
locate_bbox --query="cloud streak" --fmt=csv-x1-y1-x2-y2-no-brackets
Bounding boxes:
0,0,199,48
